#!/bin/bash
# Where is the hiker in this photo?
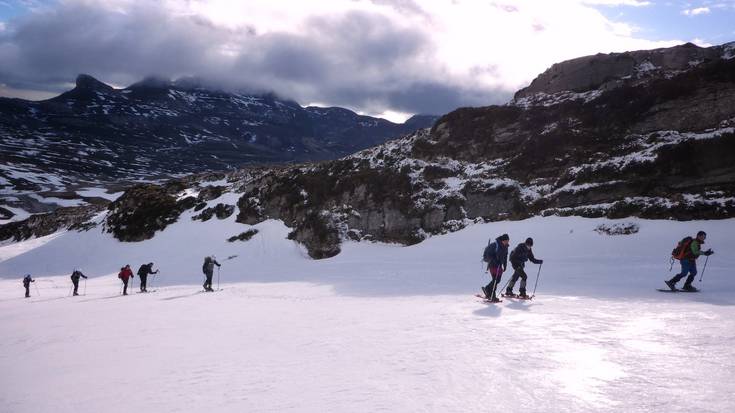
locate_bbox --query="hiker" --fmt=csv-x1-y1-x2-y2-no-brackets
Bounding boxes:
22,274,35,298
137,263,158,293
505,238,543,298
202,255,221,292
482,234,510,302
118,265,134,295
666,230,713,292
70,268,88,296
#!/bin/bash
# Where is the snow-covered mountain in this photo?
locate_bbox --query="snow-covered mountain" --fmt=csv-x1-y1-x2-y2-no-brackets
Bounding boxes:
2,42,735,257
0,75,437,223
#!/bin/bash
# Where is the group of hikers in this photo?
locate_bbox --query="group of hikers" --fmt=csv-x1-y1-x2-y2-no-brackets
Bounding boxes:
20,255,222,298
117,263,159,295
478,229,716,302
481,234,543,302
18,231,716,299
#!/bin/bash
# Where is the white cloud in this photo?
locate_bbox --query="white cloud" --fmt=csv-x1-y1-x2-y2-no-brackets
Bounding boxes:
581,0,652,6
1,0,683,115
682,7,711,15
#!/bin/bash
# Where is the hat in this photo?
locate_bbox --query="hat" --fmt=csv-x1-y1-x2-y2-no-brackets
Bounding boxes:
498,234,509,241
697,231,707,237
525,237,534,246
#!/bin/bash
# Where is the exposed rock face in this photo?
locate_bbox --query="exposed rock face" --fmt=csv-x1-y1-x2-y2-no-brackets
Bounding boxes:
105,184,193,242
515,42,727,99
0,205,105,242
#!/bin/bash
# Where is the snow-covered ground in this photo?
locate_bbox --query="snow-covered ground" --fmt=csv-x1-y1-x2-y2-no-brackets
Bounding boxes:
1,213,734,412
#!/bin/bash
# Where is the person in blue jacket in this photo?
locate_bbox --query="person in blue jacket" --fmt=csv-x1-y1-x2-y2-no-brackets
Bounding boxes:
482,234,509,302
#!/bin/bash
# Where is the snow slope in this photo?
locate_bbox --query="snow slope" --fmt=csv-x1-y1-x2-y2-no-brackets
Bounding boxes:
1,215,734,412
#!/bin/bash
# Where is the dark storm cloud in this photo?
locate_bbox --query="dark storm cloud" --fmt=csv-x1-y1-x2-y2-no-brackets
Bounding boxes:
0,1,509,115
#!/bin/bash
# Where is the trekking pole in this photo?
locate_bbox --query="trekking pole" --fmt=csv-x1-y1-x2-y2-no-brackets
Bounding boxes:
698,255,709,283
500,276,512,296
488,265,501,300
531,263,543,299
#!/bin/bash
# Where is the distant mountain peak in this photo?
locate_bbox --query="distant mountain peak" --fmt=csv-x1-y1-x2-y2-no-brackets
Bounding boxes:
75,74,114,92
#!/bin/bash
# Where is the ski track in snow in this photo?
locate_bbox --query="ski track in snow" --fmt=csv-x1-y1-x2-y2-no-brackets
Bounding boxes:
1,216,734,412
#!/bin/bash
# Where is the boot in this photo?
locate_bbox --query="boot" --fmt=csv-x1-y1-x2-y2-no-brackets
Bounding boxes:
504,288,514,297
518,289,529,299
481,286,488,298
665,279,677,291
681,284,699,292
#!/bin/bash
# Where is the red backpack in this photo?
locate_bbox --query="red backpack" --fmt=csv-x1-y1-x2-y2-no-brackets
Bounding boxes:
672,236,693,260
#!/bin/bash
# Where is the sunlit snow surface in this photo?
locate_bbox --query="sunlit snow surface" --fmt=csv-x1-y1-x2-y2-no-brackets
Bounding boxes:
1,215,734,412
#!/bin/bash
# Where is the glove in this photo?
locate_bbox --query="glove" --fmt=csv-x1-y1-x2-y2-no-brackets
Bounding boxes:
538,260,544,264
704,249,714,256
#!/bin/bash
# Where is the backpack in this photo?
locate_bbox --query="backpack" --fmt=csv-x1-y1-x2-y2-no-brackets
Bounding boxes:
672,236,693,260
202,257,211,274
482,242,496,263
509,245,518,263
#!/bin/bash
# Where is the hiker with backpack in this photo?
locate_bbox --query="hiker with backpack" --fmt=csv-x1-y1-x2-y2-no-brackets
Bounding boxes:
666,231,713,292
22,274,35,298
482,234,510,302
202,255,221,292
118,265,134,295
137,263,158,293
505,237,543,299
70,268,88,296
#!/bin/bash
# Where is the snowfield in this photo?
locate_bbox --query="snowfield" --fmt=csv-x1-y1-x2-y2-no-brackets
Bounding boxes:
1,214,734,413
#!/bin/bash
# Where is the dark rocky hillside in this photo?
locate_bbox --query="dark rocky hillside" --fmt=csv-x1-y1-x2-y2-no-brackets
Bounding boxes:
0,75,437,221
3,42,734,258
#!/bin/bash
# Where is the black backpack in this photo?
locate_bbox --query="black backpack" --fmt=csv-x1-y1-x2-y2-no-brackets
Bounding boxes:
202,257,211,274
482,242,496,263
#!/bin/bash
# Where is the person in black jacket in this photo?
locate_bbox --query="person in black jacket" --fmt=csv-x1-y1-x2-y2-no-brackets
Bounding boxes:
23,274,35,298
482,234,510,302
505,238,543,298
70,268,88,296
137,263,158,293
202,255,221,292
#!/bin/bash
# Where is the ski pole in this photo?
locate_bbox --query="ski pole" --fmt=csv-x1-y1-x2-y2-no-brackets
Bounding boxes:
217,266,221,291
531,263,543,298
120,280,124,295
83,278,87,296
698,255,709,283
68,284,74,297
34,282,41,297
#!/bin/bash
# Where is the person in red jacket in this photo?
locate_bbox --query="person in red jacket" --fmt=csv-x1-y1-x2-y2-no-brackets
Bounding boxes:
118,265,134,295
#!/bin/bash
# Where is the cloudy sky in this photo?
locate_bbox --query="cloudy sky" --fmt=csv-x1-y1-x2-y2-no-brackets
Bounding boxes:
1,0,733,121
